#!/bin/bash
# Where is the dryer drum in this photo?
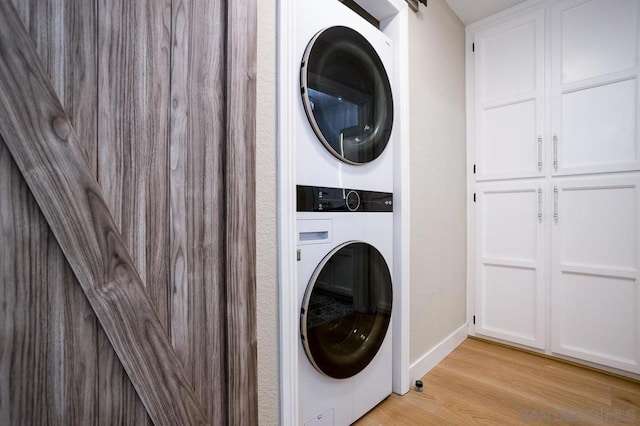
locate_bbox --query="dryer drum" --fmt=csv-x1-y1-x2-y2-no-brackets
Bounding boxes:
301,26,394,165
301,241,393,379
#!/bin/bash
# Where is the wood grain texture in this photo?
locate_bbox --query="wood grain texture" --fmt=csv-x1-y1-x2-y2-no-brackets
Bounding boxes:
1,0,259,422
1,0,98,423
225,0,258,424
170,0,228,421
0,2,208,424
97,0,171,422
357,339,640,425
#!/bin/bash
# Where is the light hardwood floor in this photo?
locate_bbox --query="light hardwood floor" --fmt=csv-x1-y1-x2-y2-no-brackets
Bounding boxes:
356,338,640,425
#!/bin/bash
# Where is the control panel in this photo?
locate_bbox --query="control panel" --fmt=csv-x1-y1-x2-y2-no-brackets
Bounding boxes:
296,185,393,212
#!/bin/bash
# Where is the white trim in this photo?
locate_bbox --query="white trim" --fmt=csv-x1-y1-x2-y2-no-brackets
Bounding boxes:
277,1,411,422
409,324,468,383
465,0,546,32
380,3,412,396
465,13,477,339
277,0,298,424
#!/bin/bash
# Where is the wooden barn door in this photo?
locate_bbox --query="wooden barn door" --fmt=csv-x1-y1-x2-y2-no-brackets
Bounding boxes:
0,0,256,424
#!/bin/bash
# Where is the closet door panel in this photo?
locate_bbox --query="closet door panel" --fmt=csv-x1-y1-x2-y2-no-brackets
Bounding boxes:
559,274,637,366
551,176,640,374
475,181,546,349
481,101,538,177
552,0,640,175
559,0,638,84
561,79,637,172
474,10,545,180
479,21,537,101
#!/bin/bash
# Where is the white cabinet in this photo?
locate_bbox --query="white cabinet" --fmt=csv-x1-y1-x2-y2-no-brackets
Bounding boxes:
474,10,545,180
551,0,640,175
468,0,640,376
475,181,546,349
551,176,640,373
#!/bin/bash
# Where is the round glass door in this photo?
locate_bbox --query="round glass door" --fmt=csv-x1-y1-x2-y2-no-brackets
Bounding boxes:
301,242,393,379
301,26,394,165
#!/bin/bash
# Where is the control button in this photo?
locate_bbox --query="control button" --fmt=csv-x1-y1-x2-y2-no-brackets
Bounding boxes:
345,190,361,211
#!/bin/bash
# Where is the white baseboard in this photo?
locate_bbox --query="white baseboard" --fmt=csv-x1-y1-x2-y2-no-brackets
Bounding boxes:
409,324,468,384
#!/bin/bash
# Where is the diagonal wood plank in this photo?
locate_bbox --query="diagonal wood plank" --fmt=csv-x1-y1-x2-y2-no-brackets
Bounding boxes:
0,3,208,425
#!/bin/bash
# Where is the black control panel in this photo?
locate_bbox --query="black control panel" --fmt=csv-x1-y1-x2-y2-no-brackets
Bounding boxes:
297,185,393,212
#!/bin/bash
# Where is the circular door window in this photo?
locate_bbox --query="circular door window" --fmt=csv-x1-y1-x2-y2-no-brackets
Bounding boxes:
301,242,393,379
301,26,394,165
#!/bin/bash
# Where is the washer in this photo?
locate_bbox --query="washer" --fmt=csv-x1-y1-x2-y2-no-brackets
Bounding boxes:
296,0,395,192
297,185,393,425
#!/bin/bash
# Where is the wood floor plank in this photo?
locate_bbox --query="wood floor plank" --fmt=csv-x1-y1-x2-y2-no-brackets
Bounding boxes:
441,347,613,409
0,3,207,424
359,339,640,425
464,338,640,399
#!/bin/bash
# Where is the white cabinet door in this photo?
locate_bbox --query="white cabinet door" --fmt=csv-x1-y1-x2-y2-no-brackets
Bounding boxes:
475,181,546,349
551,0,640,175
474,10,545,181
551,176,640,373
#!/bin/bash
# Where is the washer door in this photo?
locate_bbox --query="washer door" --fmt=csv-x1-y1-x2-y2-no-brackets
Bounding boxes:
301,26,394,165
301,241,393,379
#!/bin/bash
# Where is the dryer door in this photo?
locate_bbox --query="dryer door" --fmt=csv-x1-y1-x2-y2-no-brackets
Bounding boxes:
301,241,392,379
301,26,394,165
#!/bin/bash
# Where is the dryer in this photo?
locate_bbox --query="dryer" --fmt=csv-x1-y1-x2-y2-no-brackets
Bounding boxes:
296,185,393,425
296,0,395,192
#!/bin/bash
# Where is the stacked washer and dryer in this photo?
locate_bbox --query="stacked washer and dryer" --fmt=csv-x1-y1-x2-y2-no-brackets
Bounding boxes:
294,1,396,425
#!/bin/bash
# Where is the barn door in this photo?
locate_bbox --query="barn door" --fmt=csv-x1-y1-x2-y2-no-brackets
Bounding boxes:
0,0,257,424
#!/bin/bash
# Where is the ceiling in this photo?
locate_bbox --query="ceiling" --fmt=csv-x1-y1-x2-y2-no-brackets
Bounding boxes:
444,0,528,25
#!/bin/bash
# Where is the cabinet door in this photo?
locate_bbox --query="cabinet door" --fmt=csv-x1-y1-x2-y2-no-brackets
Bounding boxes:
551,0,640,175
474,10,545,181
551,176,640,373
475,181,546,349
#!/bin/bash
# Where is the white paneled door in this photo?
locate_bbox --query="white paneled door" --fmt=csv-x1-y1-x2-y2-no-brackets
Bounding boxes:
474,10,545,181
551,176,640,373
470,0,640,376
475,181,546,349
551,0,640,175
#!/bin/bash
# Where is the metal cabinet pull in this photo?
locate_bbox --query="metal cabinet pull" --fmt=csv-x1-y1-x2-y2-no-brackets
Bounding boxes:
537,136,543,171
553,186,559,223
537,188,543,223
553,134,558,171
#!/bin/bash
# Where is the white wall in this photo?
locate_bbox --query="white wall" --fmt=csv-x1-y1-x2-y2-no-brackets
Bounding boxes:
408,0,468,363
256,0,279,424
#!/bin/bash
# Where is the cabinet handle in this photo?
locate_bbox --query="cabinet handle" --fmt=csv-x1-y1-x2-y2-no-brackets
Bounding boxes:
553,134,558,170
553,185,559,223
537,136,543,171
537,188,542,223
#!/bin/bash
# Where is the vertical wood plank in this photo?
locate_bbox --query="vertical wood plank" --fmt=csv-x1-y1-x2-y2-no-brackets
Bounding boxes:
97,0,171,422
170,0,228,421
1,0,98,423
0,140,61,424
226,0,258,423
